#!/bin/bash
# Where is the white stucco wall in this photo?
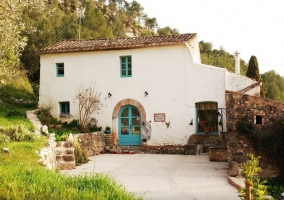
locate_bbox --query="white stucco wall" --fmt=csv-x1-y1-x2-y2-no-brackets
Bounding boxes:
39,40,259,146
227,72,259,95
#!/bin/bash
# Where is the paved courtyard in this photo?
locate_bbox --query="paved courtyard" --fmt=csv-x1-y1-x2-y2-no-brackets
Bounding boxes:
62,154,239,200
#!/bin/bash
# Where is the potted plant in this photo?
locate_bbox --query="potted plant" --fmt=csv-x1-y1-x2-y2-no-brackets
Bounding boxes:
200,120,210,134
142,138,147,146
104,126,111,134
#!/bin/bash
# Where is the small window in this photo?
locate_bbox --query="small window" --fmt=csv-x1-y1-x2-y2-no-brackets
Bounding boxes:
256,115,263,125
57,63,64,77
59,102,70,115
196,102,218,134
120,56,132,77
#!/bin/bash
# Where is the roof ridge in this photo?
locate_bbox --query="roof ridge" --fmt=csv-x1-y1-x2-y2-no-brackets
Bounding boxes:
39,33,197,54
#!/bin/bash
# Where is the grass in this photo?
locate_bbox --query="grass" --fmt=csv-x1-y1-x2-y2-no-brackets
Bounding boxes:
0,140,142,200
0,81,142,200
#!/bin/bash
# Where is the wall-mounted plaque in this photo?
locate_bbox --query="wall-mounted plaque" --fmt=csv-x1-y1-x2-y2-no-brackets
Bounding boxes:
154,113,165,122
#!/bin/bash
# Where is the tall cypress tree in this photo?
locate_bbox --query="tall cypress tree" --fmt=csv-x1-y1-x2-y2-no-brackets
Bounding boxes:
246,56,260,80
246,55,265,97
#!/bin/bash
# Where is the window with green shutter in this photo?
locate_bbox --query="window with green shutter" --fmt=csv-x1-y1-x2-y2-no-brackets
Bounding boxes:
120,56,132,77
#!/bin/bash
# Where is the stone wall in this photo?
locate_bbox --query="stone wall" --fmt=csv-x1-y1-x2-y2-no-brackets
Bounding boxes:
209,147,228,162
37,134,57,170
77,132,105,157
226,91,283,178
55,141,75,170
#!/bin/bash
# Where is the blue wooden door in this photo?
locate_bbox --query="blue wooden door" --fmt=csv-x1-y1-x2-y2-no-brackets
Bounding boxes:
119,106,141,146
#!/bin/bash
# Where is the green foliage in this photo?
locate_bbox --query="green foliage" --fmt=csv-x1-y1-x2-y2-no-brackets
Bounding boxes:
239,154,269,200
199,41,248,75
267,177,284,199
246,56,261,81
0,133,10,144
89,124,102,132
236,116,284,177
252,117,284,174
0,125,38,142
74,137,88,165
157,26,179,35
235,116,254,134
0,81,37,105
262,70,284,102
36,108,60,128
0,0,45,85
246,56,265,97
6,111,24,117
54,132,70,142
0,140,142,200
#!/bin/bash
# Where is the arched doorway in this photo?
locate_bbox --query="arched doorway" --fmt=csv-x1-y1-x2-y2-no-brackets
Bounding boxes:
119,105,141,146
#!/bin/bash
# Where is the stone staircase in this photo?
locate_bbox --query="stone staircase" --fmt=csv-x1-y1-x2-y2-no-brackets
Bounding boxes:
238,82,260,96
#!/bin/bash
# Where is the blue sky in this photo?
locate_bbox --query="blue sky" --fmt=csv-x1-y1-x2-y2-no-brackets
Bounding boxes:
137,0,284,76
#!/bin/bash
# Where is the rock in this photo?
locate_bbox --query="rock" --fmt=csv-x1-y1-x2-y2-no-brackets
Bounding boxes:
2,148,9,153
67,133,73,142
41,125,49,135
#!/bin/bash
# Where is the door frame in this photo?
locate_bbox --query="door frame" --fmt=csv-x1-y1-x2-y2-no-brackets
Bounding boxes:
118,105,142,146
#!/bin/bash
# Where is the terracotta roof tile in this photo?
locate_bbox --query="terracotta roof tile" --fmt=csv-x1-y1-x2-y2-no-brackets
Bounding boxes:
38,33,196,54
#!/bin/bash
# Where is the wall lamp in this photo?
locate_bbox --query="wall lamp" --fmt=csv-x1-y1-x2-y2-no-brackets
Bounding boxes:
108,92,112,98
145,91,148,96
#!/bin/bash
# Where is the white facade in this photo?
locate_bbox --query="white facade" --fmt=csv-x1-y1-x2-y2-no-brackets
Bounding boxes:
39,34,259,146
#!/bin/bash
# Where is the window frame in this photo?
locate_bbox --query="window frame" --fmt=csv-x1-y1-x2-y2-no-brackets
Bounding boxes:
56,63,64,77
196,102,219,135
120,56,132,77
59,102,70,115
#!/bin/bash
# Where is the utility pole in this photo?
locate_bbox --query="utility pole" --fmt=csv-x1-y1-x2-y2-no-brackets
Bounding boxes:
76,8,86,40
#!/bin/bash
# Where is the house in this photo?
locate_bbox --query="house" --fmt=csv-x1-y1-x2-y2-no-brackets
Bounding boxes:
38,33,260,146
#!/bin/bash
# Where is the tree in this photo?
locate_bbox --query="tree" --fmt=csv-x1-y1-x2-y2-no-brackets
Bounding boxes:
246,56,265,97
199,41,248,75
75,83,102,133
157,26,179,35
246,56,261,81
0,0,45,85
261,70,284,102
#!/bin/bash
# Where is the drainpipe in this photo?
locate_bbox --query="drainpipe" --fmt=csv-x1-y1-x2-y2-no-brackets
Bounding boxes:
234,51,240,75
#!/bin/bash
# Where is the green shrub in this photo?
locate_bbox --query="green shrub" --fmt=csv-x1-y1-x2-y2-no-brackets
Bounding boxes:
267,177,284,199
6,111,24,117
235,116,254,134
1,125,38,142
36,108,59,128
55,133,69,142
74,137,88,165
63,119,80,130
239,154,269,200
0,133,10,144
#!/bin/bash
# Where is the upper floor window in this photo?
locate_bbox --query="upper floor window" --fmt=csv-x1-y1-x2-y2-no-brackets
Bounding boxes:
57,63,64,77
120,56,132,77
196,102,218,134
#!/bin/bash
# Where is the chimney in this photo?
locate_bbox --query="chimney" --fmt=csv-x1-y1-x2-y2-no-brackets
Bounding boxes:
234,51,240,74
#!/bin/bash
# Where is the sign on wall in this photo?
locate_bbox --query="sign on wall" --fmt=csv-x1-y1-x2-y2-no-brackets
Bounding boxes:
154,113,165,122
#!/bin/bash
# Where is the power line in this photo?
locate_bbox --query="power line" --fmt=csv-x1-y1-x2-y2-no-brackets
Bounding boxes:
259,64,284,67
44,16,79,48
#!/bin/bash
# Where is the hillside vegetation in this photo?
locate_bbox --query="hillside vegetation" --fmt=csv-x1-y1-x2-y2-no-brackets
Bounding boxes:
2,0,284,103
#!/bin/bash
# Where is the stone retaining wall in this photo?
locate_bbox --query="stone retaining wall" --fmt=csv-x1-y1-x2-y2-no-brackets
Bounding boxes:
209,147,228,162
55,141,75,170
77,132,105,157
226,90,282,178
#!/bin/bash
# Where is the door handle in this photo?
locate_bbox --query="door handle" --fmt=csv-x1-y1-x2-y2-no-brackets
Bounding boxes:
130,125,132,129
